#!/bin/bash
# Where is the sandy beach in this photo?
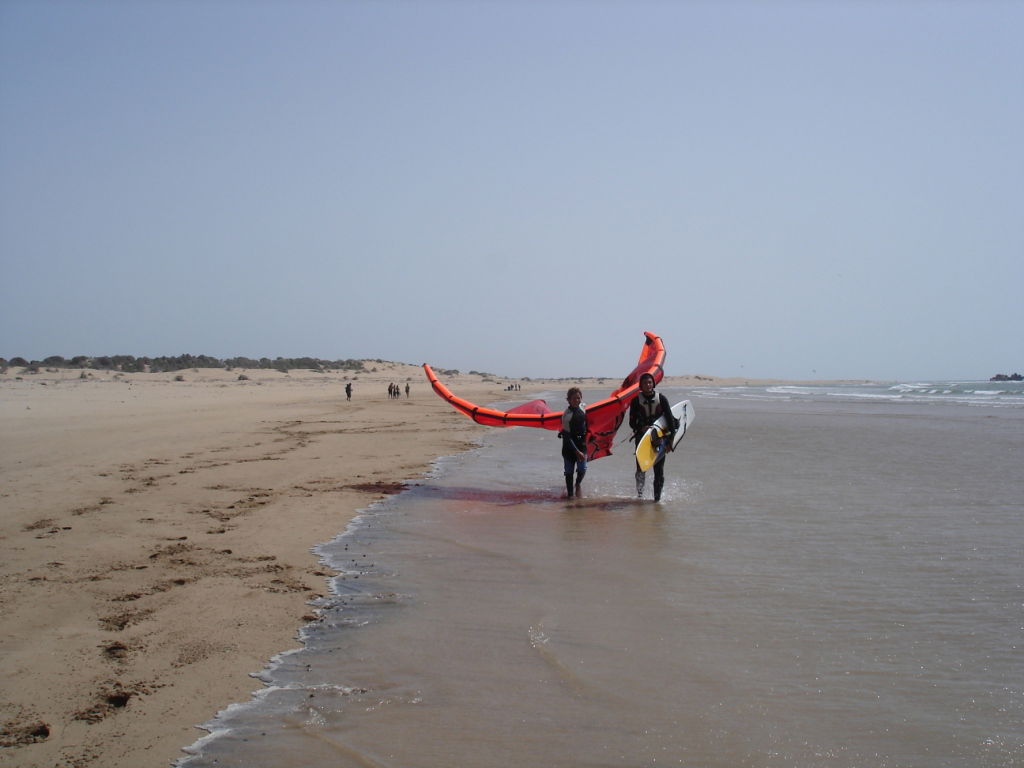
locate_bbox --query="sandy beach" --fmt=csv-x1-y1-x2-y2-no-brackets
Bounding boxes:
0,362,480,767
0,362,754,767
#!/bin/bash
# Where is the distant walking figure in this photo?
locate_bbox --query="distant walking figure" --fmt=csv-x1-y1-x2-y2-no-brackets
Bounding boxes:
405,383,410,398
345,382,352,401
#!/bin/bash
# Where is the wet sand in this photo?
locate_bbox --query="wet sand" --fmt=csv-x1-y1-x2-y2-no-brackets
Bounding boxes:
0,363,760,767
0,363,481,767
179,389,1024,768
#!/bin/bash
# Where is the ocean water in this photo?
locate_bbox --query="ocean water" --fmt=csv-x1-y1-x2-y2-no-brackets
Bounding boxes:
699,379,1024,409
178,384,1024,768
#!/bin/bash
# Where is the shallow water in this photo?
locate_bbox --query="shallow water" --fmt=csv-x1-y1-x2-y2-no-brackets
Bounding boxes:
179,388,1024,767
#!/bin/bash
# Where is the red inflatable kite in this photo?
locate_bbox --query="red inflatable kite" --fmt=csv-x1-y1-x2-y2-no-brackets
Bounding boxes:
422,331,666,461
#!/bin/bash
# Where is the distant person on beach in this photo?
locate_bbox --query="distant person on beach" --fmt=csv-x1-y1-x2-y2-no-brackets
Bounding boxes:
345,382,352,401
558,387,588,499
629,373,678,501
405,383,410,398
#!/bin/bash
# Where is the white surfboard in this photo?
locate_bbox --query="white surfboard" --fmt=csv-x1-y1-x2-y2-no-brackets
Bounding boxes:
634,400,695,472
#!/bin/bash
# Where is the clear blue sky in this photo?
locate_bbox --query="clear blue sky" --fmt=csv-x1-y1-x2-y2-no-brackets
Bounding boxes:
2,0,1021,381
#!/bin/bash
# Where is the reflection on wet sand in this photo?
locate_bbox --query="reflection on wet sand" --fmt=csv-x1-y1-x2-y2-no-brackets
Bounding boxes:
181,396,1024,768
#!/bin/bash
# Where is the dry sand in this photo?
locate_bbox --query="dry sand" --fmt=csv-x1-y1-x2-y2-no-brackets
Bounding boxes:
0,362,762,767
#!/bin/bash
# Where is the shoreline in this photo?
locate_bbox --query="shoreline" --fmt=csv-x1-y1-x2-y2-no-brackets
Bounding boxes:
0,363,489,767
0,364,859,767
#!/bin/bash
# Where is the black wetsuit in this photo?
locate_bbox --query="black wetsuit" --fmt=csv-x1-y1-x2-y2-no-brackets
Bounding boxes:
629,391,676,500
560,405,588,497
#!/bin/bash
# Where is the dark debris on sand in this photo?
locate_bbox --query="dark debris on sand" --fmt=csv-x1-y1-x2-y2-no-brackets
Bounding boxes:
345,481,407,495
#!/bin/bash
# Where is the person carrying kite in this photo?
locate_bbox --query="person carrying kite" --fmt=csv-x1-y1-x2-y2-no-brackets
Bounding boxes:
558,387,588,498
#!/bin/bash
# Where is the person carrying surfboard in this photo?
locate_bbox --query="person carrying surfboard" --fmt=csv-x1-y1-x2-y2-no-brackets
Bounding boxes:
558,387,588,498
629,373,678,501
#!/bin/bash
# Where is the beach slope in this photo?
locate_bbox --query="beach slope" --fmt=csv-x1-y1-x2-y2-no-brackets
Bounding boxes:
0,364,768,766
0,364,485,767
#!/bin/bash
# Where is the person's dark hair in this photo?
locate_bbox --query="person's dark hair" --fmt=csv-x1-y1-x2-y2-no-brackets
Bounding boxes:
639,373,655,386
566,386,583,399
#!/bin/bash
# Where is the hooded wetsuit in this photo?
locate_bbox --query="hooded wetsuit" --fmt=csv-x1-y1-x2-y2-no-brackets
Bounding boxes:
560,404,587,497
629,390,676,500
